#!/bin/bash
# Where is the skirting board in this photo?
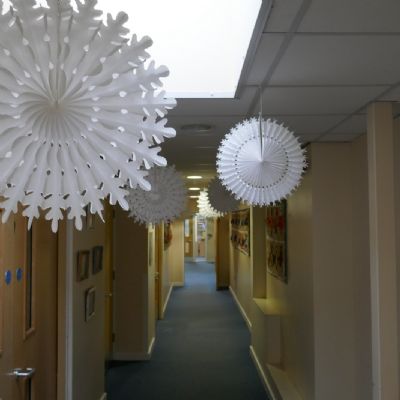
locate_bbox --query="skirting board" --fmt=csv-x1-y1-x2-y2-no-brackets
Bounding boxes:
99,393,107,400
250,346,280,400
162,284,174,316
229,286,252,331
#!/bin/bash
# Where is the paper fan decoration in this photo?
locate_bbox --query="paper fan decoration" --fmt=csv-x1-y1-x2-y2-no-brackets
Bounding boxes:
127,166,187,225
217,118,306,206
0,0,176,232
197,190,222,218
208,177,240,214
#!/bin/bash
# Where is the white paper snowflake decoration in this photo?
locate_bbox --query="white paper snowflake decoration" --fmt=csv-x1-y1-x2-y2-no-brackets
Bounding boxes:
217,118,306,206
127,166,187,225
0,0,176,232
208,177,240,214
197,190,222,218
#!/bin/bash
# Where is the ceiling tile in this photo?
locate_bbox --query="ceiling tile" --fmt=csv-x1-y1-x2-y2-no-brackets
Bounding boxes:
269,35,400,86
378,85,400,102
263,0,303,32
320,132,364,142
262,86,385,115
246,34,285,85
170,87,257,116
299,0,400,33
269,115,346,135
328,114,367,135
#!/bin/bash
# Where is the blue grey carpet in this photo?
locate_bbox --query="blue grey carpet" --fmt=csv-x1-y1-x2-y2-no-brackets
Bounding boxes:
106,261,269,400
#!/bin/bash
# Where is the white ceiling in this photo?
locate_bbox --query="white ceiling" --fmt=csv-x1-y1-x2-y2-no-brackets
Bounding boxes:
163,0,400,184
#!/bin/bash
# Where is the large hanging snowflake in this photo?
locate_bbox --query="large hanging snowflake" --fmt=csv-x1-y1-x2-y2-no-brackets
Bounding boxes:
0,0,176,231
217,118,306,206
127,166,187,225
197,189,222,218
208,177,239,214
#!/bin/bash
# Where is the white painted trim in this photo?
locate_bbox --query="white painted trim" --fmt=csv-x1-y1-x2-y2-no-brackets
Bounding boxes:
250,346,279,400
65,221,74,400
148,336,156,358
162,284,174,315
229,286,252,330
99,393,107,400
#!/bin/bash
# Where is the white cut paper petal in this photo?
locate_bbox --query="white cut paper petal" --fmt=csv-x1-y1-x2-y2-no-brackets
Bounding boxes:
217,118,306,206
127,166,187,225
208,177,240,214
197,189,222,218
0,0,176,232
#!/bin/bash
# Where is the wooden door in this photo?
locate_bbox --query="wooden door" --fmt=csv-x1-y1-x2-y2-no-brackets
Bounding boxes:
0,213,16,399
154,225,163,320
184,219,193,257
0,213,58,400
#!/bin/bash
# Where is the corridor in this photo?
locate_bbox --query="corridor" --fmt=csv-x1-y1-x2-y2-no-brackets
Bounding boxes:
106,261,269,400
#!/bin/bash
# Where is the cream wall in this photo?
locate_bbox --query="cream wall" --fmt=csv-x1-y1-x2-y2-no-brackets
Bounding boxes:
72,215,106,400
206,218,216,262
230,139,372,400
113,207,155,359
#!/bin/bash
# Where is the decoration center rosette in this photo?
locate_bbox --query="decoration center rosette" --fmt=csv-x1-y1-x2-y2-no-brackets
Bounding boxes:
0,0,176,231
127,166,187,225
217,118,306,206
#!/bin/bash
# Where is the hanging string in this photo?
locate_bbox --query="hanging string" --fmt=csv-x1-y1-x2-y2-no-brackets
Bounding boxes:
258,86,264,155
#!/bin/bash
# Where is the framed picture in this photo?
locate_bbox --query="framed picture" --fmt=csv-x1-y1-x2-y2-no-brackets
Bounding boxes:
76,250,90,282
92,246,103,275
164,221,173,248
266,200,288,283
230,209,250,256
85,287,96,322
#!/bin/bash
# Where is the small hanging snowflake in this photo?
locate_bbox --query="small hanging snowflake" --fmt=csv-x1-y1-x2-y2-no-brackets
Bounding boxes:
127,166,187,225
197,189,222,218
0,0,176,231
217,118,306,206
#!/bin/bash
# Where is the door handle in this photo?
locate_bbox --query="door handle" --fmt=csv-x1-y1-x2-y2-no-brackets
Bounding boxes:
12,368,35,379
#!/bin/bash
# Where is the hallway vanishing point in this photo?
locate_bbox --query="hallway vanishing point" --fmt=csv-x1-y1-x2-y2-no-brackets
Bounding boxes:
106,261,269,400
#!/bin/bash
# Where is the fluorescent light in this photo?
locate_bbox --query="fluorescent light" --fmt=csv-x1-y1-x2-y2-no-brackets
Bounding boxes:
93,0,262,98
187,176,203,180
189,188,200,191
190,195,199,199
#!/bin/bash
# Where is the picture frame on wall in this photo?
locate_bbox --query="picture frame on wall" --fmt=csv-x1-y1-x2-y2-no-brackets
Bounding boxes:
85,287,96,322
230,209,251,256
92,246,103,275
76,250,90,282
266,200,288,283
